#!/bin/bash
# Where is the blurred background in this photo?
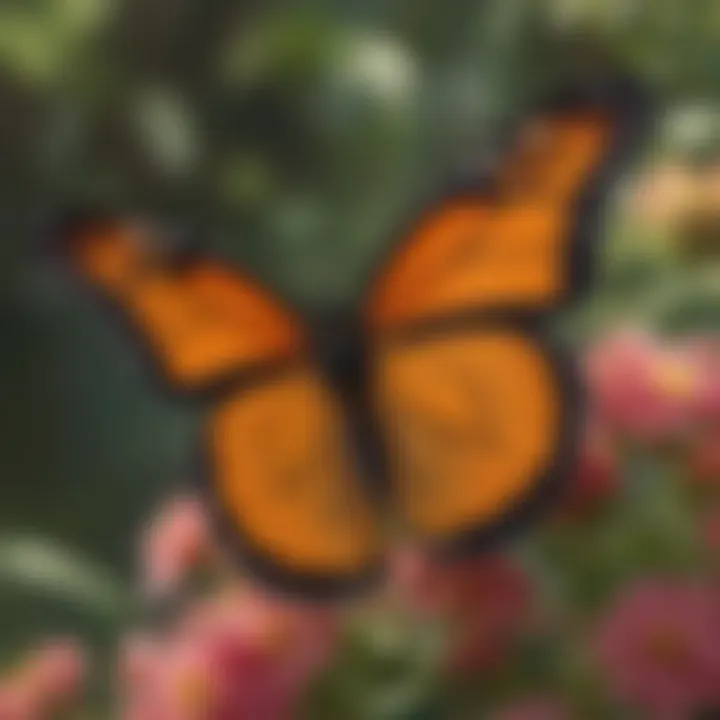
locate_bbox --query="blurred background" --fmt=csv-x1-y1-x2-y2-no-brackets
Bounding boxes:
0,0,718,718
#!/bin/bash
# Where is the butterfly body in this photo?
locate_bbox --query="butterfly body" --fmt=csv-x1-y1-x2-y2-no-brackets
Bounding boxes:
310,310,389,502
55,75,655,600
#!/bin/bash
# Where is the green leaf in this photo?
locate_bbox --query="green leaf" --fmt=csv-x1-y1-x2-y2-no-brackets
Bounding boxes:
308,612,446,720
0,534,129,618
133,88,200,177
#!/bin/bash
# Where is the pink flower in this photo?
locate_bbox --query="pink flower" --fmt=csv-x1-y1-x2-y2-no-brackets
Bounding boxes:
558,422,619,518
489,697,570,720
140,495,215,597
390,551,532,674
24,639,86,705
119,587,339,720
387,545,447,615
586,329,701,443
0,638,87,720
594,580,720,718
0,687,31,720
122,637,225,720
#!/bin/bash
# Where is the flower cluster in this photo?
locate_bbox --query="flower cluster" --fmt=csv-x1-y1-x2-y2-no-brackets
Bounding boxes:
119,588,338,719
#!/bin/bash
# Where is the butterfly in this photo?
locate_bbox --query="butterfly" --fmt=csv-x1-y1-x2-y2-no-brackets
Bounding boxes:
55,74,653,600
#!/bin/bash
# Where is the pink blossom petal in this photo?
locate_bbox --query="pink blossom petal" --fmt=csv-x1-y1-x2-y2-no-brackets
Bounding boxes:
594,580,720,717
140,495,214,597
586,330,703,443
119,586,339,720
25,638,87,703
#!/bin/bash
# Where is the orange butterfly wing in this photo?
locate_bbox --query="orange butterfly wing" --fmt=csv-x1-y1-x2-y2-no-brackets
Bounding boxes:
368,80,652,332
65,221,303,393
206,366,382,590
374,327,576,551
368,78,653,551
62,219,382,596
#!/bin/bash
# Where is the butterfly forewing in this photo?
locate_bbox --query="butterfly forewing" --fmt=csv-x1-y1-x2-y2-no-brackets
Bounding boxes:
367,95,648,333
67,221,304,393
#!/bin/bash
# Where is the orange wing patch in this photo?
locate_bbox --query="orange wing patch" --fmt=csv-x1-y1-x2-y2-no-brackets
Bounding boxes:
208,367,381,576
368,115,613,331
375,330,563,542
68,222,303,391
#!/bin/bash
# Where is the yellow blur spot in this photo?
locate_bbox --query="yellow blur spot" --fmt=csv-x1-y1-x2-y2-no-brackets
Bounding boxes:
653,359,697,399
178,669,212,717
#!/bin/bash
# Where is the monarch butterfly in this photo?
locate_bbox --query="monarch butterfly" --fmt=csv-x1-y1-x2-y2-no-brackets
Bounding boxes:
55,74,653,600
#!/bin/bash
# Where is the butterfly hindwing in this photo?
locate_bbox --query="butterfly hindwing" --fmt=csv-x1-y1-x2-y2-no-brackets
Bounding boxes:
204,366,382,596
375,323,577,553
